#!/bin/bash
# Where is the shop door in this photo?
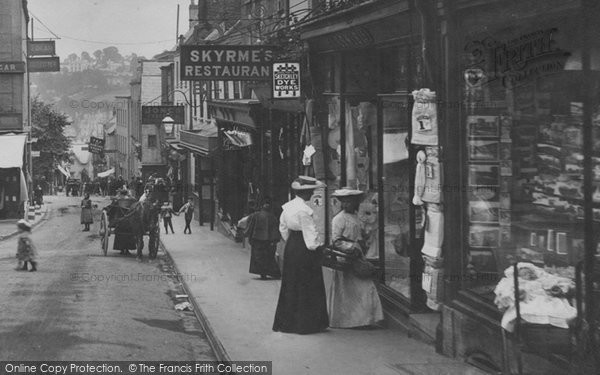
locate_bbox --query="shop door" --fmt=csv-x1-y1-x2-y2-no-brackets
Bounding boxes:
195,156,215,225
378,95,425,306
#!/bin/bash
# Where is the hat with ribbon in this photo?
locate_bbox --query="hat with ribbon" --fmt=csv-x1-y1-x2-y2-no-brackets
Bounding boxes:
332,187,364,198
291,176,326,190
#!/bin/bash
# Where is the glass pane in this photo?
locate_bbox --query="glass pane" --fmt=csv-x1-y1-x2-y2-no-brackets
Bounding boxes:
462,26,587,304
381,97,410,298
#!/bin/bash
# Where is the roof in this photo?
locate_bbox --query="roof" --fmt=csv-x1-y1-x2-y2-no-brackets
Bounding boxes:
0,134,26,168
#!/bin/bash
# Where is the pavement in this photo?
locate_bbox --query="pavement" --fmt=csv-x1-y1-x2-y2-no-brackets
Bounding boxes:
160,216,490,375
0,199,49,240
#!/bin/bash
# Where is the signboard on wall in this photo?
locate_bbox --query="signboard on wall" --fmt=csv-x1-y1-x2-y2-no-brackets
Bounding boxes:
273,62,300,98
27,41,56,56
0,62,25,73
88,137,105,154
180,45,275,81
28,57,60,72
141,105,185,124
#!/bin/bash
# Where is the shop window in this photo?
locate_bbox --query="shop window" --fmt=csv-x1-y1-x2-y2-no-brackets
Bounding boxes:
344,50,376,94
380,46,408,93
461,26,596,302
147,135,157,148
381,96,411,298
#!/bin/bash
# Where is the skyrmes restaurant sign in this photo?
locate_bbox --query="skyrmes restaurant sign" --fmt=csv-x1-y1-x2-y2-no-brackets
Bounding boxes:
180,45,275,81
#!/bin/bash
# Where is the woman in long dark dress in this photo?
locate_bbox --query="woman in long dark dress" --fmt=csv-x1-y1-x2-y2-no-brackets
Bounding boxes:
246,197,281,279
272,176,329,334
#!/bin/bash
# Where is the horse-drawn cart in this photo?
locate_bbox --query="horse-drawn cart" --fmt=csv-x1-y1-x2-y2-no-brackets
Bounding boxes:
98,194,163,259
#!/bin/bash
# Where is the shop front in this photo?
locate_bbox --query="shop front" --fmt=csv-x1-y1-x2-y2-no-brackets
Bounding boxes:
300,0,429,318
0,134,28,219
439,0,600,372
179,126,218,227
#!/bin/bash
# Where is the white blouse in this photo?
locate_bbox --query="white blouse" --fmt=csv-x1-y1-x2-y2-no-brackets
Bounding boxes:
279,196,323,250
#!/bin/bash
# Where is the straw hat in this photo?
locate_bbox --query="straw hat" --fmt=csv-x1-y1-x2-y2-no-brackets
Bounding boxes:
17,219,32,231
332,187,364,198
291,176,325,190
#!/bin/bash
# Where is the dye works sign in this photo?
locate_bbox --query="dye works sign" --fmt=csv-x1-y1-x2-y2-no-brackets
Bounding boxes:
180,45,275,81
273,62,300,98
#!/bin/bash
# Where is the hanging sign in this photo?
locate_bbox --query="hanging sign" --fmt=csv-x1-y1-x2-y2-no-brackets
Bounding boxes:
88,136,105,154
28,57,60,72
31,151,40,157
273,62,300,98
180,45,275,81
141,105,185,124
27,40,56,56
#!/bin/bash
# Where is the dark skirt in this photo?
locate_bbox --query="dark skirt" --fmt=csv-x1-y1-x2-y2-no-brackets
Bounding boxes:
249,240,281,278
113,221,137,250
81,208,93,224
272,230,328,334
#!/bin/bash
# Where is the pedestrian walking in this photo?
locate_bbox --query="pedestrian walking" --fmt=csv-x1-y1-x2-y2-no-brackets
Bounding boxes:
178,197,194,234
34,184,43,205
272,176,329,334
161,202,176,234
245,197,281,280
15,219,37,272
328,188,383,328
80,194,94,231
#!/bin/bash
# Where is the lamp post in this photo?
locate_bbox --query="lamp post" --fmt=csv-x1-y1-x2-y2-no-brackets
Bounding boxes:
161,115,175,137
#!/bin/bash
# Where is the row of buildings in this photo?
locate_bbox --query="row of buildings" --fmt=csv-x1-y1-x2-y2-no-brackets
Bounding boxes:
106,0,600,373
0,0,31,219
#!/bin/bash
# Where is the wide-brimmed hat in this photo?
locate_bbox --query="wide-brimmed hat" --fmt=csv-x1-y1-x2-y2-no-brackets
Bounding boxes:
17,219,32,231
291,176,325,190
332,187,364,198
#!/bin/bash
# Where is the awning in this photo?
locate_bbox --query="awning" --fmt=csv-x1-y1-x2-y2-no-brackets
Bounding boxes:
0,134,26,168
97,168,115,178
57,165,70,178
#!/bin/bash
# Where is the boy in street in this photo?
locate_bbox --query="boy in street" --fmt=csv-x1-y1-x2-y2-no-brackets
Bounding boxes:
161,202,177,234
178,197,194,234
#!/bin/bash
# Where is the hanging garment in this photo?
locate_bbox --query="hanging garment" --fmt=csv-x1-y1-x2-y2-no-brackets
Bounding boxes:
422,146,441,204
411,89,438,146
421,203,444,259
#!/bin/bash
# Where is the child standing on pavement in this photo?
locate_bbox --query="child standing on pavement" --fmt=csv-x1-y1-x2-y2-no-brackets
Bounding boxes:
15,219,37,272
161,202,176,234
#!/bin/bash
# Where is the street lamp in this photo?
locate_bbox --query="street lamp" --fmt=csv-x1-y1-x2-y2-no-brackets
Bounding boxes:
162,115,175,137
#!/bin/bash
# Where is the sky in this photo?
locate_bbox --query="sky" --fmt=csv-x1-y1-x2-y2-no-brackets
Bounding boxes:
27,0,193,59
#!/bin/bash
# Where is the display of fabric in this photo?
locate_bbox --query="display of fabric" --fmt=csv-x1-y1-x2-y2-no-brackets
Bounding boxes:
494,262,576,332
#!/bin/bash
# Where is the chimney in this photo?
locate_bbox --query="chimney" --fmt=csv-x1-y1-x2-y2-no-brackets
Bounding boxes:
198,0,210,29
189,0,199,29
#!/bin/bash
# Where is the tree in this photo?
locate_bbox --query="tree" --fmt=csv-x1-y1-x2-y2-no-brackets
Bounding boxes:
103,46,123,63
31,97,71,184
93,49,103,66
81,51,92,61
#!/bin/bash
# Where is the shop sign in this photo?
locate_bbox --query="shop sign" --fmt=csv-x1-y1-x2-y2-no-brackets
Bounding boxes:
31,151,40,157
88,137,105,154
28,57,60,72
464,28,570,87
180,45,275,81
27,40,56,56
141,105,185,124
0,61,25,73
273,62,300,98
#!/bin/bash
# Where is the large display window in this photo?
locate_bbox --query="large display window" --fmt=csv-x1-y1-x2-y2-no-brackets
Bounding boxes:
460,21,600,302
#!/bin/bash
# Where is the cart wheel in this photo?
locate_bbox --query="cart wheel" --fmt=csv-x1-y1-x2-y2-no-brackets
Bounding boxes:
100,210,109,256
149,225,159,259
